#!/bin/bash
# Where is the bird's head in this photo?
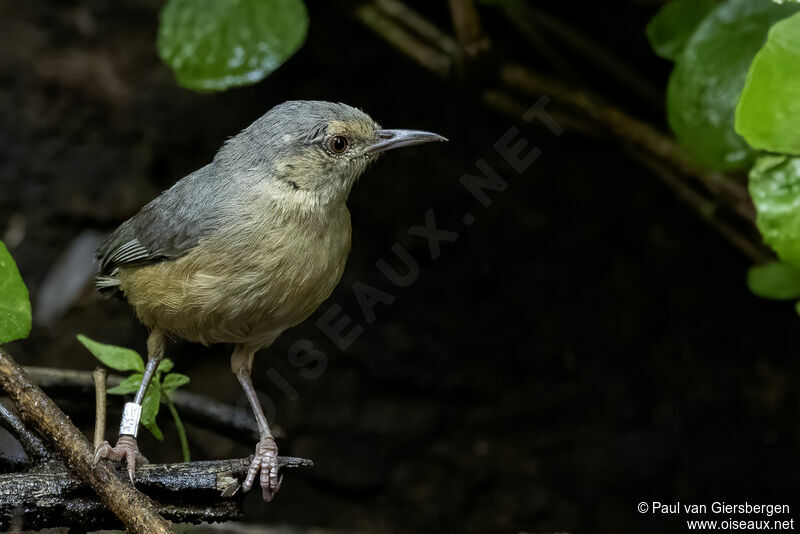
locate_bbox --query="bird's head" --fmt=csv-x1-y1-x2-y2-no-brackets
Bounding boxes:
217,100,446,207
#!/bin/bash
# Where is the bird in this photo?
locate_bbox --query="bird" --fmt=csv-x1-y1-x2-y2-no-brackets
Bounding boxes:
92,100,446,501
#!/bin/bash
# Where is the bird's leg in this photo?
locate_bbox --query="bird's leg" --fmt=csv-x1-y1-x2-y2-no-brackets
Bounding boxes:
232,345,282,501
94,328,165,482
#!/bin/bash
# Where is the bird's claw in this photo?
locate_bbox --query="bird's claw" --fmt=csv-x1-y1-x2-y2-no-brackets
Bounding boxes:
242,436,282,501
93,434,148,483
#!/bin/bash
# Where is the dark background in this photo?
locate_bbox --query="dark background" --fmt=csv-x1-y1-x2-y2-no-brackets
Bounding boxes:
2,1,800,532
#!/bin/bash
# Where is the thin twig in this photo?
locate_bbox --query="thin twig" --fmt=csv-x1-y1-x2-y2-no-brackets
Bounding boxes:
498,63,757,225
481,89,601,138
376,0,459,56
0,348,173,534
630,153,771,264
481,88,770,262
0,400,49,460
93,366,107,448
448,0,491,60
24,366,268,443
348,1,767,264
502,3,664,110
354,3,453,77
499,10,580,82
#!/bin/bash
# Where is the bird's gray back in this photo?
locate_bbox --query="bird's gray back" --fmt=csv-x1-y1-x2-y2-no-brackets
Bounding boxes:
96,163,228,285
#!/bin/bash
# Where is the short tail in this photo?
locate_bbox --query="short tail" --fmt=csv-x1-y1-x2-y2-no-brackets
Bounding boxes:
95,275,121,297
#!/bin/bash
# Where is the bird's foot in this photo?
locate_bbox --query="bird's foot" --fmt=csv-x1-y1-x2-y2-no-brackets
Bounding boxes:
94,434,148,483
243,436,282,501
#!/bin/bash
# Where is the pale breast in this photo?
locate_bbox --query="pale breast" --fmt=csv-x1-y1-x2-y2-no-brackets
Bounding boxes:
119,204,352,349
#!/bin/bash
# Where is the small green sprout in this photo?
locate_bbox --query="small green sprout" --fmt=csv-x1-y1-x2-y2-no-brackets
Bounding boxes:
77,334,191,462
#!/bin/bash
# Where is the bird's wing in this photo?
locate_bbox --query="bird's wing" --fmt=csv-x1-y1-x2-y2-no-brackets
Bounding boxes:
96,164,227,290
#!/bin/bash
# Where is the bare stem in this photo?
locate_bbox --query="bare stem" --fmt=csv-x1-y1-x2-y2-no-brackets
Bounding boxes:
93,366,107,448
354,3,453,77
448,0,491,60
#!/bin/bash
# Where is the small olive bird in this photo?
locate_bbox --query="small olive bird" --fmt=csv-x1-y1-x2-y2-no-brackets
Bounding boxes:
93,101,445,501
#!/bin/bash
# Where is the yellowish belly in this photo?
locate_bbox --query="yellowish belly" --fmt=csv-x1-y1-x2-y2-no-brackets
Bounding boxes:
119,209,351,350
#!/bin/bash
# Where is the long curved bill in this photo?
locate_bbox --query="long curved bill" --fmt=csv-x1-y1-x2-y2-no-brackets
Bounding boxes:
361,129,448,155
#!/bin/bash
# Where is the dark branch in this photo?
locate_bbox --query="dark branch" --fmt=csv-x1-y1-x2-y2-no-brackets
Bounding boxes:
0,399,49,460
0,348,173,534
0,456,312,531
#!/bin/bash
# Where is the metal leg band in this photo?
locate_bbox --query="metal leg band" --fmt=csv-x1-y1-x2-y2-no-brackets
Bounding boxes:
119,402,142,437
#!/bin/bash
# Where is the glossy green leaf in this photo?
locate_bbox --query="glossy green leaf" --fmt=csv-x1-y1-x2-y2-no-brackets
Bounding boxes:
736,12,800,155
162,373,190,393
157,358,174,374
667,0,799,170
141,377,163,441
0,242,31,344
77,335,145,373
143,419,164,441
646,0,717,61
749,155,800,264
747,261,800,299
107,373,144,395
157,0,309,92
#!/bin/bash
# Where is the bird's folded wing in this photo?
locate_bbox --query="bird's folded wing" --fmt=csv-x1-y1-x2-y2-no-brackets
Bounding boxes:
96,163,227,285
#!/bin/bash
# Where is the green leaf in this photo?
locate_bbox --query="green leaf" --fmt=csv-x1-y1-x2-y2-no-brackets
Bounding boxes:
666,0,800,170
141,378,163,441
0,241,31,344
107,373,144,395
157,0,309,92
157,358,174,374
162,373,190,393
144,418,164,441
166,399,191,462
749,155,800,263
77,335,145,373
735,12,800,155
646,0,717,61
747,262,800,299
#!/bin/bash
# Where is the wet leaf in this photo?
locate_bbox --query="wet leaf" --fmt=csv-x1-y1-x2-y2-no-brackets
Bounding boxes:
162,373,190,393
0,242,31,344
646,0,717,61
667,0,799,170
108,373,145,395
749,155,800,264
77,334,145,373
141,377,163,441
747,261,800,299
157,0,309,91
736,12,800,155
157,358,174,374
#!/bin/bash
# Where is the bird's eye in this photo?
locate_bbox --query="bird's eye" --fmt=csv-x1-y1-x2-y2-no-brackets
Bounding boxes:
329,135,349,155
